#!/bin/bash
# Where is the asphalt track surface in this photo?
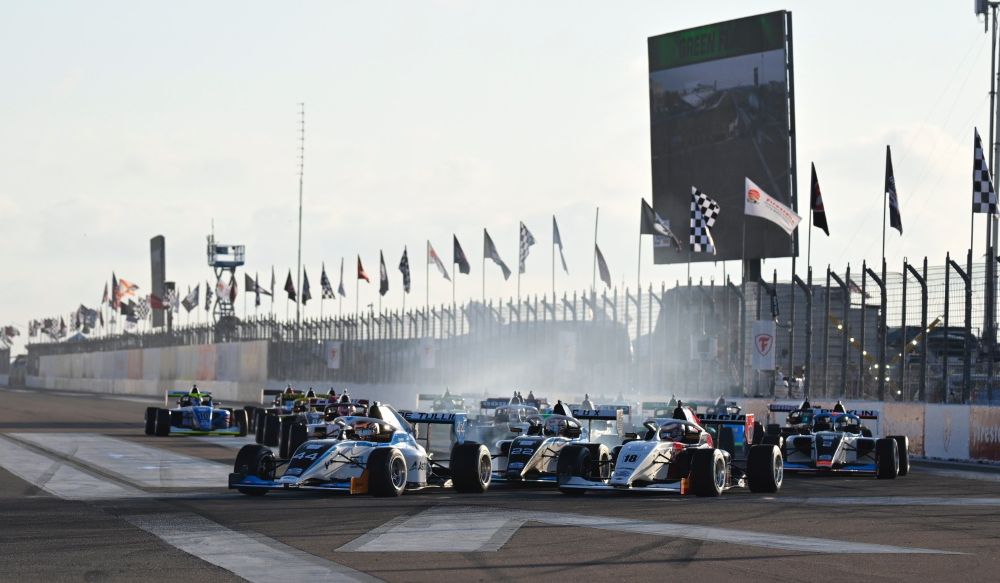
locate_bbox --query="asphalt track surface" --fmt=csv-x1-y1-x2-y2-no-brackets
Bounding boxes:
2,388,1000,582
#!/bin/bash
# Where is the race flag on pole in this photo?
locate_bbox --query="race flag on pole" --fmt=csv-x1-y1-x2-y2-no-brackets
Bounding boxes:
378,251,389,296
552,215,569,273
216,278,232,303
357,255,371,283
110,273,118,308
690,187,720,254
483,229,512,280
641,198,681,249
518,222,536,274
284,270,296,301
427,241,451,281
301,268,312,305
205,280,213,312
321,263,335,299
338,257,347,297
181,285,200,312
254,273,262,307
744,177,801,235
595,244,612,289
810,163,830,236
973,128,998,214
270,266,276,297
399,247,411,293
885,145,903,234
102,282,109,306
453,235,470,275
229,275,237,303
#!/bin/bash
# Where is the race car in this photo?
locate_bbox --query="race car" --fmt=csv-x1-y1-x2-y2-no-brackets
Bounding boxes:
764,400,909,479
253,387,340,448
468,396,541,448
229,402,491,497
491,401,613,485
275,394,371,459
144,387,249,437
557,403,783,496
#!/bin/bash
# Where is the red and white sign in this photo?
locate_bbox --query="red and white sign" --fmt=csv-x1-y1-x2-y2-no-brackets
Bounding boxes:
752,320,776,370
325,340,342,369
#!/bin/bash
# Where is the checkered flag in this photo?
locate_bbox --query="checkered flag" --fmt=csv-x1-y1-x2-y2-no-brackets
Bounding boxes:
136,297,151,320
974,128,997,214
519,222,536,274
690,187,719,254
320,263,335,299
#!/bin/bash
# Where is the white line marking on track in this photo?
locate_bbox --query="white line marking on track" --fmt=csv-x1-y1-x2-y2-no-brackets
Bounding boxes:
124,513,381,583
7,433,228,489
918,467,1000,483
340,506,960,555
0,436,147,500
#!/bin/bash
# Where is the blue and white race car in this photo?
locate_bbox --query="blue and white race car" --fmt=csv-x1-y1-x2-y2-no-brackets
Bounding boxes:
144,387,249,437
229,402,491,497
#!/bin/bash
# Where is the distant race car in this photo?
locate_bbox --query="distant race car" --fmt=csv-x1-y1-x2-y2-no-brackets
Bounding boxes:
252,387,340,449
491,401,615,485
764,400,909,479
469,397,541,448
144,387,249,437
557,402,782,496
229,402,491,497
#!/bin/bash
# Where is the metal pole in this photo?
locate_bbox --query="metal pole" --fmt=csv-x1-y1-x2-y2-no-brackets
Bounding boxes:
296,103,305,330
859,262,867,400
823,266,831,398
592,207,600,293
944,253,951,403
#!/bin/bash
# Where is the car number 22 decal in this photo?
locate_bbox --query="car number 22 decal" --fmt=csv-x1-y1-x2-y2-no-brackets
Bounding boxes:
509,447,534,456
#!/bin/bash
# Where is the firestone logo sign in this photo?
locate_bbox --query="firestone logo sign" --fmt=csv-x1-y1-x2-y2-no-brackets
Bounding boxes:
747,188,761,204
755,333,773,356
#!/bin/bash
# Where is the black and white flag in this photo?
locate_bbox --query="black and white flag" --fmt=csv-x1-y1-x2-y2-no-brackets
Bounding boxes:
181,285,200,312
337,257,346,297
379,251,389,296
453,235,470,275
518,221,536,274
301,268,312,305
552,215,568,273
885,145,903,234
974,128,997,214
641,198,681,249
690,187,719,255
399,247,411,293
595,244,611,289
205,280,213,312
321,263,335,299
484,229,512,280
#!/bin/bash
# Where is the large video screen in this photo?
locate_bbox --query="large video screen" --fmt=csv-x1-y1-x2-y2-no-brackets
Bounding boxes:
649,11,796,264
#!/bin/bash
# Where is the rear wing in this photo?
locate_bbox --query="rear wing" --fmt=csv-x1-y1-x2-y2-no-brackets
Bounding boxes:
399,410,470,446
768,402,879,420
165,390,211,406
261,388,303,404
480,398,512,410
571,406,628,438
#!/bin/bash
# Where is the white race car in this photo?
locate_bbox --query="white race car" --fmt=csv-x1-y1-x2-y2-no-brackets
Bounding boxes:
229,402,491,497
557,404,783,496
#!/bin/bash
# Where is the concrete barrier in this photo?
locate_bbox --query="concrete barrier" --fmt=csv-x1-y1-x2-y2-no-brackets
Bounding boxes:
923,404,971,460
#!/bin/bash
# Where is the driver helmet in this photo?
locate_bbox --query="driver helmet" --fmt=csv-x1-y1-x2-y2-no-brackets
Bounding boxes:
659,421,685,442
201,396,212,406
580,394,595,410
834,415,859,433
179,395,192,407
544,416,568,436
293,400,308,413
551,399,569,417
337,393,356,416
814,414,834,432
324,404,340,422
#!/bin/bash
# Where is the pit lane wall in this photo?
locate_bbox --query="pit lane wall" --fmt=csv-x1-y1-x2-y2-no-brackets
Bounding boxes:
744,399,1000,463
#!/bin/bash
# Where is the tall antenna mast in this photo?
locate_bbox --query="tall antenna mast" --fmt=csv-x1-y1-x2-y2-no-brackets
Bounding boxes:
296,103,305,329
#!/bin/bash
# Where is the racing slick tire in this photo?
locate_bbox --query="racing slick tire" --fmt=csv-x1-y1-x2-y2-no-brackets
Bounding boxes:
368,447,407,497
287,423,308,458
690,449,727,497
244,406,259,433
611,445,623,468
254,409,268,444
746,444,783,493
450,442,491,493
233,409,249,437
584,444,612,480
761,434,783,450
262,413,280,448
765,423,781,436
154,408,171,437
751,421,765,446
234,444,275,496
557,445,590,496
876,437,899,479
144,407,157,436
890,435,910,476
279,417,295,459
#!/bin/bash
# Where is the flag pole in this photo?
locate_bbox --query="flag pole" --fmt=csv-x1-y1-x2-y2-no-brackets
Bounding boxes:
451,255,456,306
551,218,556,299
426,241,430,311
295,103,305,331
636,229,642,299
807,206,813,273
482,232,486,303
592,207,600,292
355,273,360,316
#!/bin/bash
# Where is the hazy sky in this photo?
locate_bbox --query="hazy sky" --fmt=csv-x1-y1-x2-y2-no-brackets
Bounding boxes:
0,1,995,350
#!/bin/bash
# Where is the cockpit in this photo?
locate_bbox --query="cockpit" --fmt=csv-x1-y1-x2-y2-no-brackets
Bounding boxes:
525,414,582,438
653,420,705,445
833,414,863,435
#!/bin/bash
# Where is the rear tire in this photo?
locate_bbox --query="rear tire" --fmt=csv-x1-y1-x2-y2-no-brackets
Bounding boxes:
890,435,910,476
751,421,764,445
450,442,491,493
154,408,171,437
244,406,258,433
368,448,407,497
288,423,308,457
690,449,726,497
279,417,294,459
556,444,590,495
233,409,249,437
254,409,267,444
746,444,783,493
234,444,275,496
262,413,280,447
144,407,157,436
876,438,899,479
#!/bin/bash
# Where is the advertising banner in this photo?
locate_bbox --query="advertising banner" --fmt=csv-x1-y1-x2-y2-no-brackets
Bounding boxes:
751,320,776,370
325,340,342,370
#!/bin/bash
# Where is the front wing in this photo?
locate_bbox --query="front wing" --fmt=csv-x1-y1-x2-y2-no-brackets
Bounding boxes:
228,473,358,493
558,475,683,493
167,426,243,437
783,460,877,474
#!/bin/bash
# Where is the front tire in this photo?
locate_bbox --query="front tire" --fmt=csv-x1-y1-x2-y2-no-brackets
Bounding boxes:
690,449,726,497
450,442,491,493
891,435,910,476
746,444,783,493
287,423,308,458
876,438,899,479
154,408,171,437
233,409,249,437
556,444,590,496
234,444,275,496
262,413,280,447
368,448,407,497
279,417,294,459
144,407,157,435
